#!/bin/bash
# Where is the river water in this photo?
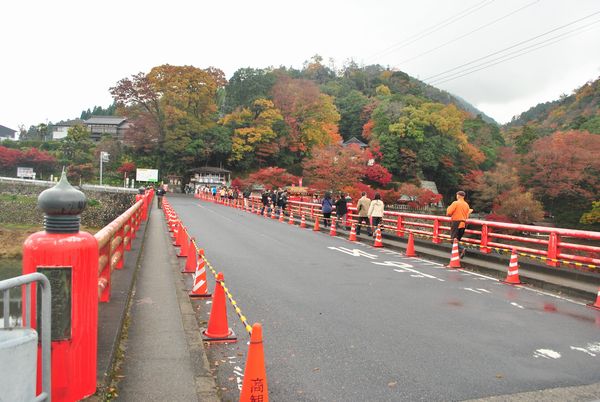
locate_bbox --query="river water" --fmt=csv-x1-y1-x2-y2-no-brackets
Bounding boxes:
0,258,24,327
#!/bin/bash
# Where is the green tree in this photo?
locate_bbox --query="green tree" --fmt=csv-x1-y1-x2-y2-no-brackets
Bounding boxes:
59,125,95,166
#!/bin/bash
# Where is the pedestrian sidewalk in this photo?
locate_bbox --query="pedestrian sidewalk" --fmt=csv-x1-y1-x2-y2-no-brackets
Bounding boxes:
115,206,219,402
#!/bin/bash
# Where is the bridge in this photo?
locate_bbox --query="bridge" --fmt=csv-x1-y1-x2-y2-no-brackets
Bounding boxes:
1,179,600,401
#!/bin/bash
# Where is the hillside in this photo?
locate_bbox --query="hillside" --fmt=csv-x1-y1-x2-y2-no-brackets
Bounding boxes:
505,76,600,134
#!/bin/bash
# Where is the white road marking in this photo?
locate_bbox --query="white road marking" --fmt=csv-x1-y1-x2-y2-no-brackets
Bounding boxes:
534,349,561,359
375,261,444,281
477,288,492,293
570,346,597,357
328,247,378,259
464,288,483,294
511,302,525,309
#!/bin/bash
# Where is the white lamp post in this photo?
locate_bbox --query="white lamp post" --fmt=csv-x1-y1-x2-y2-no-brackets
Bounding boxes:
100,151,110,185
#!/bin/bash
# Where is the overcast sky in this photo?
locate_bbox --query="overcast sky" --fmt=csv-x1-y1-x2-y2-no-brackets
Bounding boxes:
1,0,599,131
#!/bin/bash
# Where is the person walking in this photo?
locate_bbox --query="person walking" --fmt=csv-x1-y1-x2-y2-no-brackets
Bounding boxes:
368,193,385,236
356,192,372,236
446,190,473,258
321,192,334,227
156,184,166,209
334,193,348,229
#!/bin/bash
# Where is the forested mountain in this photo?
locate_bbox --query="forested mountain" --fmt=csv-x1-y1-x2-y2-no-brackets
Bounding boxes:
5,58,598,228
504,76,600,151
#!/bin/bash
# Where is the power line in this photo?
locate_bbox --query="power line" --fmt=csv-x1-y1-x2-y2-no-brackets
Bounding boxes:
367,0,495,62
429,20,600,85
422,9,600,82
396,0,540,66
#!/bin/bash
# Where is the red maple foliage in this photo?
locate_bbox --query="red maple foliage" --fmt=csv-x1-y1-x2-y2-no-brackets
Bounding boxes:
246,167,299,189
302,145,367,191
364,163,392,186
520,130,600,201
0,146,24,172
117,162,136,174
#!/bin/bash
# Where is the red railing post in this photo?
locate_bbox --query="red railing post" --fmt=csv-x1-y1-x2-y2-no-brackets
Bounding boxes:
547,232,560,267
396,216,404,237
481,224,491,253
432,219,441,243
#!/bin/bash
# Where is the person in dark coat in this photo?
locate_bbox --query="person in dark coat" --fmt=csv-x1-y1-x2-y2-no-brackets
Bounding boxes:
334,193,348,229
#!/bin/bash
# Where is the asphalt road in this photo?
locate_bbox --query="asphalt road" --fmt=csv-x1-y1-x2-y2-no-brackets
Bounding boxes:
168,195,600,402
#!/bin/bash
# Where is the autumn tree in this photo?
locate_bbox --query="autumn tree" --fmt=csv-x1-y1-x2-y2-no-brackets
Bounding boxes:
580,201,600,225
221,99,283,168
0,146,22,175
302,145,367,191
59,125,95,166
520,130,600,225
111,65,226,173
245,167,299,189
494,189,544,224
271,75,341,156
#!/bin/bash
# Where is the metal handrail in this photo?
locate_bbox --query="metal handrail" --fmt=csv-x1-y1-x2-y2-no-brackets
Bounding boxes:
0,273,52,402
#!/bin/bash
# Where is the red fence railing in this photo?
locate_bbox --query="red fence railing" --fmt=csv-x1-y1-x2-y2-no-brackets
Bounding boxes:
199,192,600,270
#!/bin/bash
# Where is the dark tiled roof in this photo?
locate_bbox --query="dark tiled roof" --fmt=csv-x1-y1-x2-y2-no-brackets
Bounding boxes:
85,116,127,125
0,124,17,137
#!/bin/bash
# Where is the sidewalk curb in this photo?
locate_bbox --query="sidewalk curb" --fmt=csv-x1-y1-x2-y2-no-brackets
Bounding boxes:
164,213,221,402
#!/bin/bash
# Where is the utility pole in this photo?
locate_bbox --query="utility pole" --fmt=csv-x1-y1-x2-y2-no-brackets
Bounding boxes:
100,151,110,185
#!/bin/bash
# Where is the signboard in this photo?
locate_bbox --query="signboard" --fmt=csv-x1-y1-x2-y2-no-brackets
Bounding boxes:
136,168,159,183
17,167,35,179
37,266,72,341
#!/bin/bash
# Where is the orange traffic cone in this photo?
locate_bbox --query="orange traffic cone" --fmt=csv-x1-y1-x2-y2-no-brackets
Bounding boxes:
189,257,211,298
172,222,182,246
300,214,306,228
313,217,320,231
288,212,294,225
405,232,416,257
182,239,197,273
271,208,276,219
348,222,357,241
177,229,190,258
502,249,522,284
202,272,237,343
329,217,337,236
240,323,269,402
588,287,600,310
279,210,284,222
373,227,383,247
447,239,461,268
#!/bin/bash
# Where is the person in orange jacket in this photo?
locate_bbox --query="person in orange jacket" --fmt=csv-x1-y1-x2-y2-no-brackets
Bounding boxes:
446,190,473,258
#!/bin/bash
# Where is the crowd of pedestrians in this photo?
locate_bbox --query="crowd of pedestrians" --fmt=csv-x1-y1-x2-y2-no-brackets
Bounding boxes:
193,184,473,254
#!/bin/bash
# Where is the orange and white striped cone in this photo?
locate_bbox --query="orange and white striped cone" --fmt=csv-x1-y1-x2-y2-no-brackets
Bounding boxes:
300,214,306,228
405,232,416,257
373,227,383,247
329,218,337,236
279,210,284,222
288,212,294,225
447,239,461,268
271,208,276,219
348,222,357,242
588,287,600,310
502,249,522,285
189,257,211,298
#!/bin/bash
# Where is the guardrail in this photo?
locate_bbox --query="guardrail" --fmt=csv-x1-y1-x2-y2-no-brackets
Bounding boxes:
96,192,152,302
0,273,52,402
201,193,600,270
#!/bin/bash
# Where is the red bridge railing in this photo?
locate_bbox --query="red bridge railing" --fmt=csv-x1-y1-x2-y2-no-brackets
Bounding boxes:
208,194,599,270
96,190,153,301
